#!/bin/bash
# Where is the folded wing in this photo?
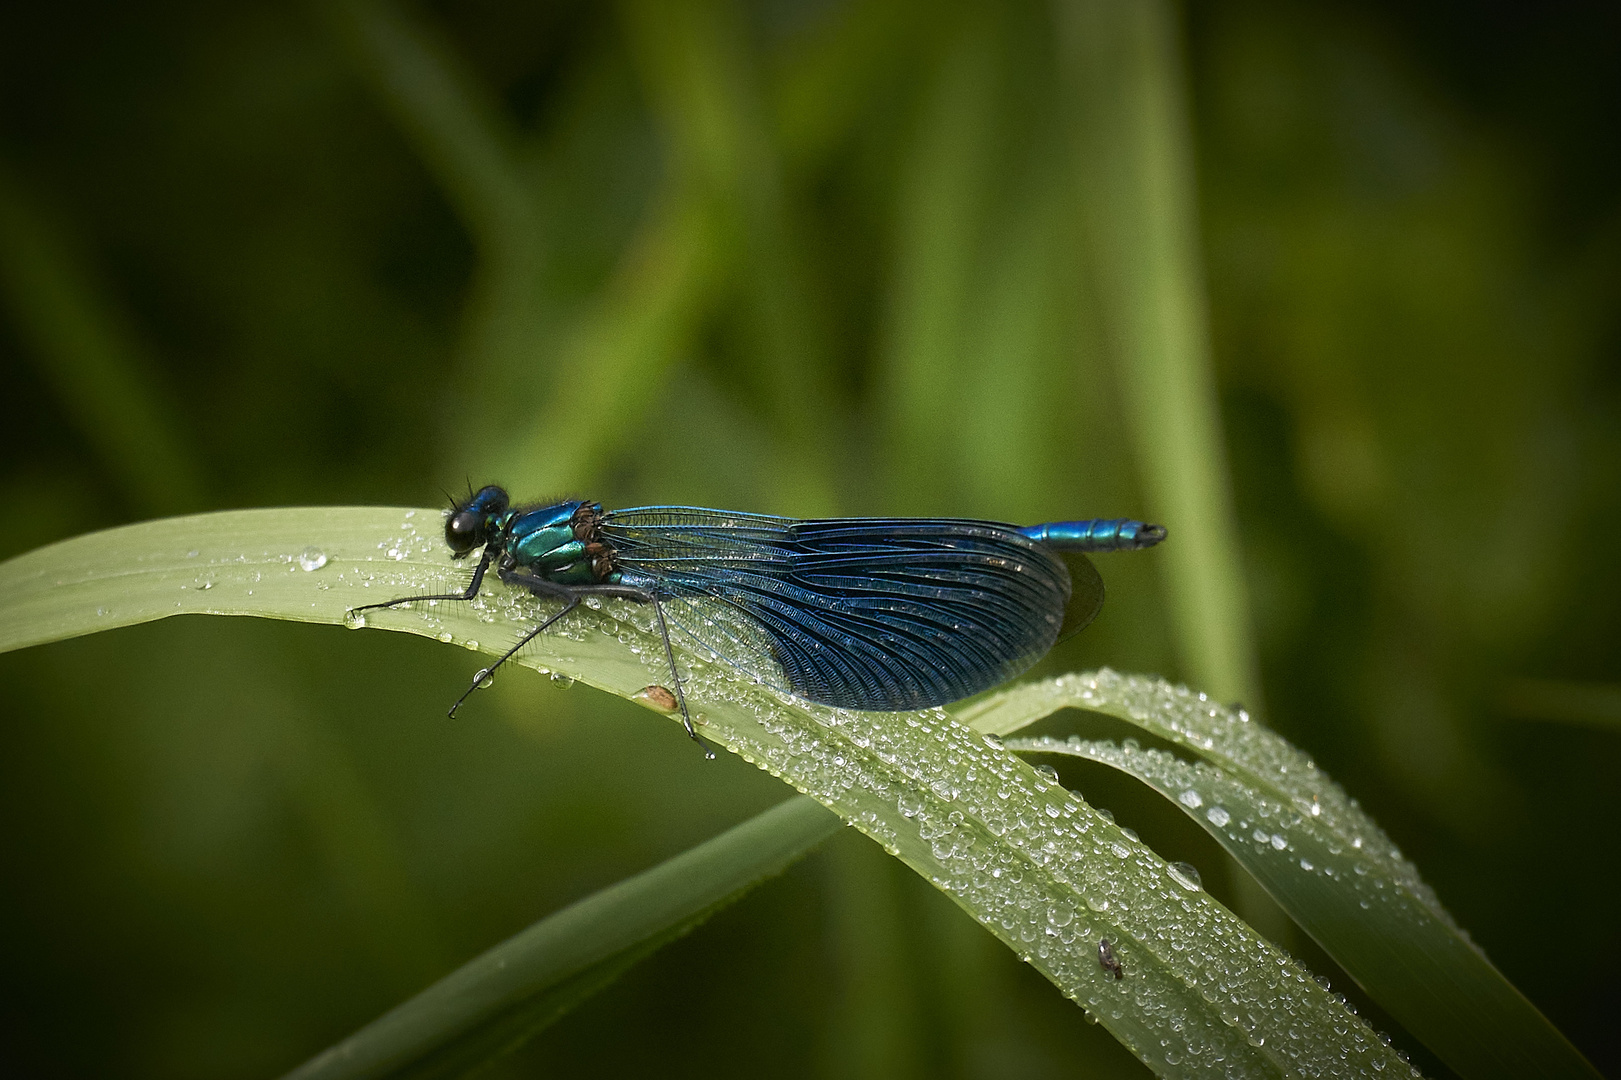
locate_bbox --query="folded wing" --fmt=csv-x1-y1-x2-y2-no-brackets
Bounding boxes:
602,508,1076,711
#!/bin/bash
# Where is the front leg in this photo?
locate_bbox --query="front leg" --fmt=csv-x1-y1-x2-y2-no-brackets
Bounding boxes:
350,544,497,617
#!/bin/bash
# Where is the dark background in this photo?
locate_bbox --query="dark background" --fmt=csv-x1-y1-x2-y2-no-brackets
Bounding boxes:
0,1,1616,1077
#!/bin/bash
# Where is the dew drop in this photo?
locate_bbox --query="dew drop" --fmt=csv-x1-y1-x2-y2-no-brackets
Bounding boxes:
1168,861,1203,891
549,672,576,689
344,610,366,629
437,631,453,643
297,546,328,572
1034,763,1060,784
1205,805,1230,827
475,668,494,689
1178,789,1203,809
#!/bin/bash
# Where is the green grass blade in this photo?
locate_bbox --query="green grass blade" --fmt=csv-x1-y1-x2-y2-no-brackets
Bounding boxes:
322,0,535,261
879,6,999,514
0,164,204,515
1,510,1417,1077
282,795,840,1080
1058,0,1261,710
962,672,1600,1080
481,188,722,498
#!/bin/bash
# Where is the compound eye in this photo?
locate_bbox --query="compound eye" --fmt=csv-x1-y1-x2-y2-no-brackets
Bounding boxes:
445,510,483,554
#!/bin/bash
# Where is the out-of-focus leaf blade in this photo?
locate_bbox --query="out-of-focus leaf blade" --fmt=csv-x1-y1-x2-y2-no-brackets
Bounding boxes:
960,672,1600,1080
283,795,840,1080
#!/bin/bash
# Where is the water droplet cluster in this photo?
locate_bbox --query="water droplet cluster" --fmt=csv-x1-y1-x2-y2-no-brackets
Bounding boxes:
668,671,1417,1077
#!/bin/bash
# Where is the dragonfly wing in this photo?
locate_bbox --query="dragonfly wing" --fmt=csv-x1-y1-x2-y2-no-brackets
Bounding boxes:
603,510,1074,711
1057,551,1105,640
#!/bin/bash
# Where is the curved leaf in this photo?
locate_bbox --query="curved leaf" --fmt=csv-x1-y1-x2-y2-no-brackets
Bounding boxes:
284,795,841,1080
959,672,1599,1080
1,510,1420,1077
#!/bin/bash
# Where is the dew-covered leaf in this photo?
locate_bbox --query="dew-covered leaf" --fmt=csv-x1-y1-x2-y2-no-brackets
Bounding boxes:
964,672,1599,1080
2,511,1421,1077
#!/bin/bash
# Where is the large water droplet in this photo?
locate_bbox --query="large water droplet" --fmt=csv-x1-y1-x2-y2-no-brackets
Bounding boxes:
1168,861,1203,891
1206,806,1231,827
1033,763,1060,784
297,546,328,572
344,610,366,629
897,790,925,818
549,672,575,689
1178,788,1203,809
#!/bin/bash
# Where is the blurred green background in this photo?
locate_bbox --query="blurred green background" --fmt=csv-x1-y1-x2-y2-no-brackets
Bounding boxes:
1,1,1617,1077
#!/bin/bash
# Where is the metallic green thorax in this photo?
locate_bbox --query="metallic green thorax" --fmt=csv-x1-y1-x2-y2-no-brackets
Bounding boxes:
501,500,620,586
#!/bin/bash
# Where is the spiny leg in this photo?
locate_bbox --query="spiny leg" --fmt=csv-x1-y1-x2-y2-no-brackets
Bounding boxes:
651,597,714,758
473,568,717,759
448,596,580,718
349,545,496,617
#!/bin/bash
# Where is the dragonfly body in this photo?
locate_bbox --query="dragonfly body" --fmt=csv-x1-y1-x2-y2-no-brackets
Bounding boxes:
352,486,1165,740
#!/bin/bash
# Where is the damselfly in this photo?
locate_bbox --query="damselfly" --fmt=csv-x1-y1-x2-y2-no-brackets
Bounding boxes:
351,486,1165,744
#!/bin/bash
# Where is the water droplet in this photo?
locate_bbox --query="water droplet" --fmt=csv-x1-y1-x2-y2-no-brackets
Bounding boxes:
1206,806,1231,827
1178,788,1203,809
464,639,479,651
1168,861,1203,891
633,685,678,713
897,790,926,818
95,606,108,617
1299,858,1314,871
1119,827,1139,842
344,610,366,629
297,546,328,572
1034,763,1060,783
185,550,199,559
1270,834,1288,850
475,668,494,689
437,631,453,643
1095,807,1116,824
982,733,1004,749
549,672,575,689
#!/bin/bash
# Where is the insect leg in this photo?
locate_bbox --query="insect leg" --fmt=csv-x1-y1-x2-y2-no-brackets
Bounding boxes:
649,597,707,747
448,594,580,718
493,572,715,758
349,543,497,617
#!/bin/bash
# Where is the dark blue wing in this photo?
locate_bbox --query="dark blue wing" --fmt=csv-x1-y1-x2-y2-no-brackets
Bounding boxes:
600,508,1075,711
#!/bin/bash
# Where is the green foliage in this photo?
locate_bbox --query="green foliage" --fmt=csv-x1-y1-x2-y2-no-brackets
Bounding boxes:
0,0,1616,1077
0,512,1596,1077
